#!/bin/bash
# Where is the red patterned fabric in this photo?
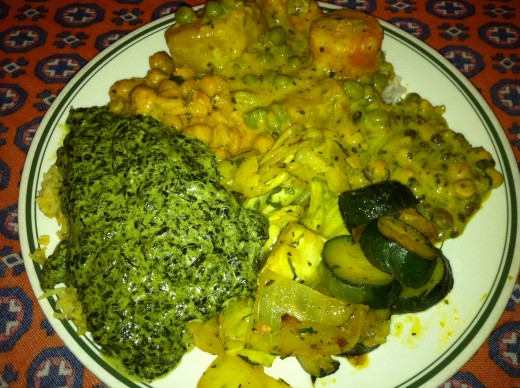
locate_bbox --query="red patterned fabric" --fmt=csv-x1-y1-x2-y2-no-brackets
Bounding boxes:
0,1,518,387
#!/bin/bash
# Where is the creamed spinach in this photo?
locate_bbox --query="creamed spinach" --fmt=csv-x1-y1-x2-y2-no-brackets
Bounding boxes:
42,107,269,380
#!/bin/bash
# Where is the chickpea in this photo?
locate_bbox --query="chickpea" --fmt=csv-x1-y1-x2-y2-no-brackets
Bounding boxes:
145,69,169,88
157,79,183,99
109,77,143,100
107,97,125,114
183,124,213,145
149,51,175,74
188,90,211,117
129,85,157,114
197,75,224,97
180,78,198,99
252,134,275,153
211,124,231,149
161,114,183,130
154,95,186,115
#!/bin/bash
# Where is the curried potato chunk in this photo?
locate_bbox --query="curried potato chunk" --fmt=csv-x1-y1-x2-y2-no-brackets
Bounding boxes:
165,2,266,74
309,8,383,79
197,355,290,387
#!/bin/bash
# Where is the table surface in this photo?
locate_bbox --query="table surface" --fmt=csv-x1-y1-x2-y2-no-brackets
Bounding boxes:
1,1,519,387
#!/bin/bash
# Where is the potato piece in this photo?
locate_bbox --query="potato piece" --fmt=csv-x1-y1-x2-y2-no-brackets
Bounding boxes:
262,222,325,282
166,3,266,74
309,9,383,79
186,316,225,355
197,355,289,387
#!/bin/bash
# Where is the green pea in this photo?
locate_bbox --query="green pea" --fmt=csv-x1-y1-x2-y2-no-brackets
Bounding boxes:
267,110,281,131
268,26,287,45
245,108,267,129
233,90,257,106
176,6,197,25
358,75,373,85
343,80,364,100
221,0,243,10
363,85,376,104
263,71,277,83
242,74,260,85
205,1,225,18
273,44,293,58
365,108,390,127
274,74,294,89
287,55,303,70
259,53,274,65
372,73,388,92
269,103,288,123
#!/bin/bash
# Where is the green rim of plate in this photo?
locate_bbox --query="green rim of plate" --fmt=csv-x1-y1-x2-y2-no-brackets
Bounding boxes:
20,3,519,387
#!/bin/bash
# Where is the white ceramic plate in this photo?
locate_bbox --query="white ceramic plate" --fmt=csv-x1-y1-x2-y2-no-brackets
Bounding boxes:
19,3,520,388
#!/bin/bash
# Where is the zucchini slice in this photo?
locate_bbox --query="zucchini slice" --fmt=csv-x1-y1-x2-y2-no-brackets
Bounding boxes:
341,342,380,357
320,235,400,308
338,181,418,232
319,262,401,309
359,219,437,288
322,235,394,286
392,252,454,314
296,355,340,379
377,216,439,261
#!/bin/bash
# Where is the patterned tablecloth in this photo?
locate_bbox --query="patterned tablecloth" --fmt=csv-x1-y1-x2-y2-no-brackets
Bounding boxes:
1,0,519,387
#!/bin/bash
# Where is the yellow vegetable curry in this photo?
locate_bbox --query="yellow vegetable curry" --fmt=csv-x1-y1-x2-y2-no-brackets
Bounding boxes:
108,0,501,242
105,0,503,383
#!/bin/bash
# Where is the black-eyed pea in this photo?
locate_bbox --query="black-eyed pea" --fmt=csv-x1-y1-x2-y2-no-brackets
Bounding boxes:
453,179,476,199
487,168,504,189
395,146,413,164
366,158,389,182
392,167,415,185
446,162,471,181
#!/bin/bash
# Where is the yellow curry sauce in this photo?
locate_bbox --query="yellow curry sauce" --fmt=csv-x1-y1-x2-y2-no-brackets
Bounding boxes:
108,0,502,242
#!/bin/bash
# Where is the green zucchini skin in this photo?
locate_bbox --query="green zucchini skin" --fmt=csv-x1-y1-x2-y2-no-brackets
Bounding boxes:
341,343,380,357
296,355,340,379
319,262,401,309
322,235,394,286
359,219,437,288
392,252,454,314
338,181,418,232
